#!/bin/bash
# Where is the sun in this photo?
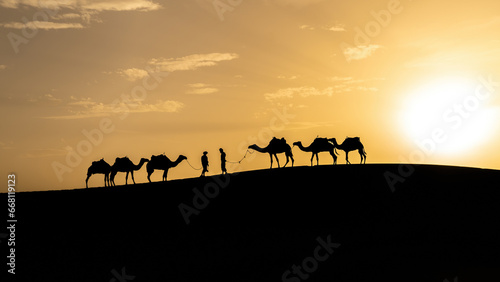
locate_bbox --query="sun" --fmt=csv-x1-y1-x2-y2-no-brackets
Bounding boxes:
400,75,499,157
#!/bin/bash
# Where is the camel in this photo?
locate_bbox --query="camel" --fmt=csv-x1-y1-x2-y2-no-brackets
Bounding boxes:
329,137,367,164
110,157,149,186
86,158,111,188
248,137,294,168
293,138,338,166
146,154,187,182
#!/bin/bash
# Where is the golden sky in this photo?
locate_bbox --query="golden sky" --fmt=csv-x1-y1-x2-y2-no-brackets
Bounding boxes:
1,0,500,191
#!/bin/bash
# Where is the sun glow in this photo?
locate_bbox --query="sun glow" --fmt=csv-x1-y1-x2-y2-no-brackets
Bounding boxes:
401,76,499,157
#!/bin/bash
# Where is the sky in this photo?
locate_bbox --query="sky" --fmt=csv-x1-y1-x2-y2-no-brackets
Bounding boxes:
1,0,500,191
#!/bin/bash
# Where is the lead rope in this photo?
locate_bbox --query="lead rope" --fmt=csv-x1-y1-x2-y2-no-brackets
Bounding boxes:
185,159,202,170
227,149,254,164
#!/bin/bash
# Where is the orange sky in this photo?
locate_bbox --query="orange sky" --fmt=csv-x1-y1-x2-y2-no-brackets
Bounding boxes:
1,0,499,191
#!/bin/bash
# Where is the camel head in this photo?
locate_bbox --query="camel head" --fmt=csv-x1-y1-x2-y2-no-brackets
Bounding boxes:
248,144,258,150
292,141,301,147
140,158,149,163
179,155,188,161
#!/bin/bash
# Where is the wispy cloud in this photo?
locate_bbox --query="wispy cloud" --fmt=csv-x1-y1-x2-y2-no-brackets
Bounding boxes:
299,24,345,32
19,148,68,158
0,0,162,11
82,0,161,12
341,44,381,62
0,21,85,29
149,53,239,72
277,75,298,80
327,24,346,32
265,77,379,101
44,97,184,119
268,0,325,8
0,0,162,30
299,24,315,30
28,93,63,103
265,87,334,101
186,83,219,95
117,68,149,81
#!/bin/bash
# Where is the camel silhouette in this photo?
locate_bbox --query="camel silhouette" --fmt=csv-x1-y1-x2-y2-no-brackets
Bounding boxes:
248,137,294,168
85,158,111,188
293,138,338,166
146,154,187,182
329,137,367,164
110,157,149,186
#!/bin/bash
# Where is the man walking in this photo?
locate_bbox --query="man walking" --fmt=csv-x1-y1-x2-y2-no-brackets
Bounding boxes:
200,151,209,177
219,148,227,175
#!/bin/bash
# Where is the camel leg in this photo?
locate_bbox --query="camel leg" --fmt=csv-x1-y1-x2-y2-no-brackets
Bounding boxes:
310,153,314,166
131,171,135,184
269,154,273,169
163,169,169,181
345,151,351,165
330,150,337,165
147,168,153,183
290,154,294,167
359,149,366,164
315,153,319,166
275,154,281,168
86,174,91,188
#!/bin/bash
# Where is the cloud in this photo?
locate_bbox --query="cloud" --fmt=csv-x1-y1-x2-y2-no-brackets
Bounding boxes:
265,78,379,101
117,68,149,81
0,21,85,29
299,24,315,30
0,0,162,30
186,83,219,95
265,87,334,101
277,75,298,80
44,97,184,119
187,83,210,88
149,53,239,72
0,0,162,11
0,64,6,70
19,148,68,158
28,93,62,103
82,0,161,12
267,0,325,8
341,44,381,62
299,24,345,32
327,24,346,32
187,88,219,95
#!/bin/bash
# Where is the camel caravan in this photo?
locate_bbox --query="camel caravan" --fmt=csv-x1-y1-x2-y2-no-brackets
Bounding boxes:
85,136,366,188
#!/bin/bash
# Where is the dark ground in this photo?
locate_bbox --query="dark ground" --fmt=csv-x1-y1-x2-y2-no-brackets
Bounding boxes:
3,164,500,282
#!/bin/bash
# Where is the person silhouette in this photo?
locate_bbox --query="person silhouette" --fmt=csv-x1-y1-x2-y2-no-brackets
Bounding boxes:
219,148,227,175
200,151,209,177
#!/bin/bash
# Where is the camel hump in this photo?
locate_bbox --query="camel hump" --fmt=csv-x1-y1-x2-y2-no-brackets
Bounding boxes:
312,137,329,145
151,154,170,162
270,137,287,147
92,159,105,165
345,136,360,142
114,156,131,165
